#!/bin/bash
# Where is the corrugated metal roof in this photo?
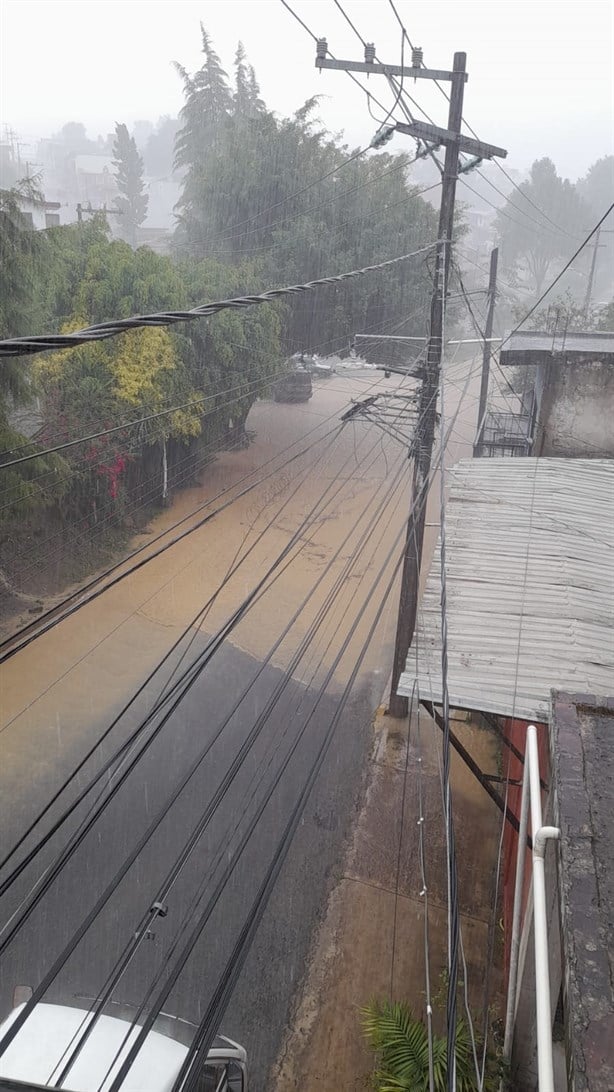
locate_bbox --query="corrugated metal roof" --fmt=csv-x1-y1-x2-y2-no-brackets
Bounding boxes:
398,458,614,721
501,329,614,358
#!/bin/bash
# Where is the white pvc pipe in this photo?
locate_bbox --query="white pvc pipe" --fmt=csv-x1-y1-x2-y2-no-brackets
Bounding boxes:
502,751,530,1061
527,725,560,1092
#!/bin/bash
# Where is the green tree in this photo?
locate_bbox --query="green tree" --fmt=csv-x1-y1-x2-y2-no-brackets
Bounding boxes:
496,158,586,295
112,122,149,246
234,42,250,115
174,24,233,245
233,42,263,118
361,1000,497,1092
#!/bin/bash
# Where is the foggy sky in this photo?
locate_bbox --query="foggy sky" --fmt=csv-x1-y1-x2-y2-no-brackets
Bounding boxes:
1,0,613,180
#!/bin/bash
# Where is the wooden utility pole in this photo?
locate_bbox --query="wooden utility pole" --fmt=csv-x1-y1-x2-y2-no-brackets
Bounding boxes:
583,227,600,319
315,43,506,717
388,52,466,716
473,246,499,457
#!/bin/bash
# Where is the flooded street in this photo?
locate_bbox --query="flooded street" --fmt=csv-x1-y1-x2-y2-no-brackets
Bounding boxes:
0,361,480,1086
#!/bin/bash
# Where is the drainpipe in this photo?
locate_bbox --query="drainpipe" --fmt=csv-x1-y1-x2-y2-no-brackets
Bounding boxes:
502,725,560,1091
502,749,530,1062
527,724,560,1092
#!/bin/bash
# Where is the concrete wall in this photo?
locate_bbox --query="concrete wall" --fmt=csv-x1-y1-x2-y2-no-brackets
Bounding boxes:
535,360,614,457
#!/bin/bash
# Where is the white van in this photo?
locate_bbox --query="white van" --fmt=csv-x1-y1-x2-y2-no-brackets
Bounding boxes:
0,999,247,1092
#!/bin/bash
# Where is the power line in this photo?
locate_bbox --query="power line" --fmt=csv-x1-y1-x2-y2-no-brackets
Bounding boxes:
437,253,461,1090
0,303,423,513
0,361,293,467
0,422,401,927
492,160,583,240
386,13,582,242
470,167,579,241
44,422,411,1085
0,439,356,940
2,357,464,929
0,244,436,359
2,355,434,812
1,329,429,661
192,175,442,265
458,176,553,236
0,421,342,663
0,428,410,1059
0,425,353,877
280,0,406,125
332,0,445,174
167,351,483,1085
106,514,409,1092
0,389,259,470
2,343,478,1074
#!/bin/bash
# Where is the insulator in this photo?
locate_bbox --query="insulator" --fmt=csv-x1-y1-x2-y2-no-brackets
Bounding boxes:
316,38,328,62
412,46,423,68
364,42,376,64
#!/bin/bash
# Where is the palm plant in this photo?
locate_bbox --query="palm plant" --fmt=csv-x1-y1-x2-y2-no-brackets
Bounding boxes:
361,999,496,1092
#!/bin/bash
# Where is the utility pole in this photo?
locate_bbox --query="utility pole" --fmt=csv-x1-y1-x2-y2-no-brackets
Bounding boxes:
388,51,466,716
582,227,600,320
473,246,498,457
315,42,506,718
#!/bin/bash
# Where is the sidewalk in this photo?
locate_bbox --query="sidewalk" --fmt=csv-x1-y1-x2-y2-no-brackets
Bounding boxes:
272,699,504,1090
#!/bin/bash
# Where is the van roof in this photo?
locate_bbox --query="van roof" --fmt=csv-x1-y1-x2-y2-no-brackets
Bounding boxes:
0,1003,241,1092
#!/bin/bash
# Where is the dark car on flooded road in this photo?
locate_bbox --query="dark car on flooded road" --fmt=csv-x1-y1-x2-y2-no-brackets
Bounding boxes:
272,362,313,403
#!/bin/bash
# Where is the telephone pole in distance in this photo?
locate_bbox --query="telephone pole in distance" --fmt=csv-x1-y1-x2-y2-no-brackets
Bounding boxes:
473,246,499,457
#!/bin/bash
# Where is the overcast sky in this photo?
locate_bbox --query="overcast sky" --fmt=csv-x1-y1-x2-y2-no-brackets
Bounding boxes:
1,0,612,180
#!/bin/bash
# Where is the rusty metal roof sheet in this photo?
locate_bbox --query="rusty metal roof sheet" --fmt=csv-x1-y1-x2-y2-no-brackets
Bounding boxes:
397,458,614,721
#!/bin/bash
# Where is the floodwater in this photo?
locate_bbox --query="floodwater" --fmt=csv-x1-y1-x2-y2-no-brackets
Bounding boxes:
0,360,480,1087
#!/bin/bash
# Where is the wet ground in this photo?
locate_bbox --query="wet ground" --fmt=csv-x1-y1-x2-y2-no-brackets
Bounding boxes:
0,361,480,1088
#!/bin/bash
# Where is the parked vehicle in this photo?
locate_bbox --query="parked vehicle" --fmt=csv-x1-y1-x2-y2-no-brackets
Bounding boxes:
0,995,247,1092
272,363,313,403
311,362,334,378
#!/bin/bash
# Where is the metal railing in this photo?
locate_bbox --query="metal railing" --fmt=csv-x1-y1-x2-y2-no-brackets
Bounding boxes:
477,409,533,457
503,724,560,1091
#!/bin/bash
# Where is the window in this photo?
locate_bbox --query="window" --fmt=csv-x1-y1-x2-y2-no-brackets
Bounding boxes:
195,1061,245,1092
45,213,60,228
